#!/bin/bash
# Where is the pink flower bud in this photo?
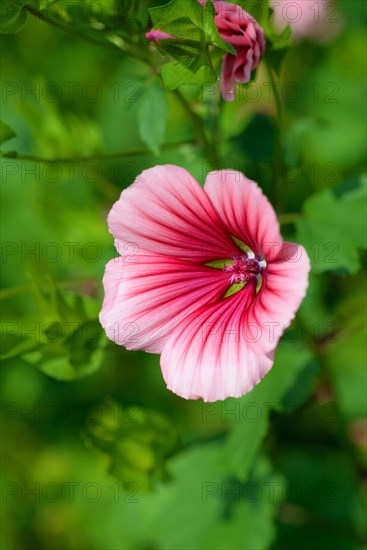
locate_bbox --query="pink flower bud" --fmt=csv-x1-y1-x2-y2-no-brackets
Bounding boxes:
200,0,266,101
146,0,266,101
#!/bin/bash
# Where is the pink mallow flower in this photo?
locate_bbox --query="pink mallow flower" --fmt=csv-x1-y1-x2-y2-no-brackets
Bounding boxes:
204,0,266,101
100,166,310,402
146,0,265,101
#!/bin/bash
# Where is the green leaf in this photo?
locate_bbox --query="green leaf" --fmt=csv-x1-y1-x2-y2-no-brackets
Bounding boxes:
138,84,168,156
296,176,367,274
263,28,292,74
225,412,270,481
68,321,104,368
149,0,235,54
2,282,106,381
0,121,16,144
85,398,177,492
0,0,46,34
149,0,235,88
0,332,44,360
17,93,103,158
298,272,335,331
129,443,228,546
161,60,216,90
204,457,285,550
29,341,104,381
201,0,236,54
0,1,28,33
124,445,284,550
326,286,367,419
0,150,17,158
224,341,312,479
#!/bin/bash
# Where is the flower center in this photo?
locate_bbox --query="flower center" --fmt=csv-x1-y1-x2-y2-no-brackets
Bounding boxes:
223,252,267,285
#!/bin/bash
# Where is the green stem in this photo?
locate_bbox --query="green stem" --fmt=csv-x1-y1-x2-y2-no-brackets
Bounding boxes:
171,89,220,168
208,85,222,167
25,5,122,53
3,140,195,164
264,59,285,209
2,142,195,200
0,278,95,300
265,60,284,122
133,49,221,167
25,5,221,167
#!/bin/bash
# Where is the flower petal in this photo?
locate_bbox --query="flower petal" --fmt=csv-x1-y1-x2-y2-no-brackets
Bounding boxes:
99,253,231,354
245,243,311,355
108,165,238,263
221,54,237,101
234,49,253,83
204,170,283,259
161,286,273,402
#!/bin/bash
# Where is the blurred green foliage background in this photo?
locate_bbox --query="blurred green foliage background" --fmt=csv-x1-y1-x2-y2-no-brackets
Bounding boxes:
1,0,366,549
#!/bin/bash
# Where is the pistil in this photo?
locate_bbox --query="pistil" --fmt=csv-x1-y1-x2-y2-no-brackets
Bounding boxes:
223,254,266,285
